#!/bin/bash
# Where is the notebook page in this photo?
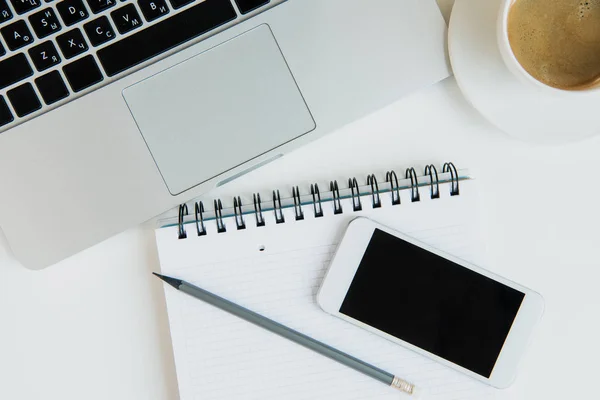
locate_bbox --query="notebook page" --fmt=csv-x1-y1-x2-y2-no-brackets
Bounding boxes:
155,179,495,400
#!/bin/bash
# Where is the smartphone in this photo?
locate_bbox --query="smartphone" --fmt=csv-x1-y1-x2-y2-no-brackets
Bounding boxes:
317,218,544,388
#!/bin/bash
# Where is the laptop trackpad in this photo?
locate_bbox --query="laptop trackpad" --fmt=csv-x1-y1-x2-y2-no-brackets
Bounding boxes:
123,25,315,195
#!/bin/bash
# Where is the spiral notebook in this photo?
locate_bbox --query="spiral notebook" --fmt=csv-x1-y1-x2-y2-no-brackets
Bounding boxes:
154,163,494,400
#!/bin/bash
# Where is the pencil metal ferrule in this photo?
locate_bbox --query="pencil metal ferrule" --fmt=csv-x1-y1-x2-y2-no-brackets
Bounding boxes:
391,376,415,395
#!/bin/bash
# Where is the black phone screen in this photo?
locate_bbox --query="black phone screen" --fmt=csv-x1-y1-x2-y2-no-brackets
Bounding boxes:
339,229,524,378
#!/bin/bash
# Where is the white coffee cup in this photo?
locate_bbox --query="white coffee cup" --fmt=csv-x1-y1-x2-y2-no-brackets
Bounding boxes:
496,0,600,96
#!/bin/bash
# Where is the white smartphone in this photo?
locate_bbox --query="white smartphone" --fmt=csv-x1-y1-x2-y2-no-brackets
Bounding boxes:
317,218,544,388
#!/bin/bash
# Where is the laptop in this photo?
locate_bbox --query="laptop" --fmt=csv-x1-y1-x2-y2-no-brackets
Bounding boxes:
0,0,449,269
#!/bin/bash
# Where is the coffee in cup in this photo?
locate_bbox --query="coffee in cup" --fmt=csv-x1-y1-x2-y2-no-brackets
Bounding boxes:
498,0,600,92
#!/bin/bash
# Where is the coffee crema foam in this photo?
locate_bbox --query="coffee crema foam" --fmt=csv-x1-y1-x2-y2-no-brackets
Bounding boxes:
507,0,600,90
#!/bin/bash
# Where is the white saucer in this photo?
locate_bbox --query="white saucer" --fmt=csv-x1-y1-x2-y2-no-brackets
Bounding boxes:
448,0,600,144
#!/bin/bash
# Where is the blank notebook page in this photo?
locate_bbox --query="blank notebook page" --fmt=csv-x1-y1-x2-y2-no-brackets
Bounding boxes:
155,179,494,400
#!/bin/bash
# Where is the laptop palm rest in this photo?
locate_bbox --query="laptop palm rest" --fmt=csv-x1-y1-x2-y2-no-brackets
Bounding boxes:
123,24,315,195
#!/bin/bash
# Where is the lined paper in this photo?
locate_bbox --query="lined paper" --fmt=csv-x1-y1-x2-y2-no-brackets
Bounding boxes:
155,180,495,400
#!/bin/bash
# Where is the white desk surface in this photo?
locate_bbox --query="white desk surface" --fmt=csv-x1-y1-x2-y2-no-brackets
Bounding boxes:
1,2,598,399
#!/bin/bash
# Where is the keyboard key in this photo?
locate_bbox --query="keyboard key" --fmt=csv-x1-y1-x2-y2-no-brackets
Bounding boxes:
56,0,88,26
234,0,268,15
57,28,87,58
35,70,69,104
86,0,115,14
63,54,102,91
7,82,41,117
0,53,33,90
9,0,41,15
0,40,4,55
29,8,61,39
1,20,34,51
0,96,14,127
168,0,192,10
110,4,142,34
84,16,114,46
138,0,168,22
98,0,236,76
0,0,13,24
28,40,60,70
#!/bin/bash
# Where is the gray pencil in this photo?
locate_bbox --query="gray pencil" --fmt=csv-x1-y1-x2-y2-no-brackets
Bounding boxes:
154,272,417,396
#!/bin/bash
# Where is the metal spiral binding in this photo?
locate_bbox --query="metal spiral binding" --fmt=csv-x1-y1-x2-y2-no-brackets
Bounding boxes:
330,180,343,214
385,170,401,205
311,184,324,218
348,178,362,212
424,164,440,199
178,204,189,239
273,190,285,224
194,201,207,236
173,162,462,238
253,193,265,227
443,162,460,196
233,196,246,230
405,168,420,202
292,186,304,221
214,199,226,233
367,174,382,208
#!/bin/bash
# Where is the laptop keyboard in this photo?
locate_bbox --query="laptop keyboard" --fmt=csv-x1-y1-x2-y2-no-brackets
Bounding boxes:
0,0,274,130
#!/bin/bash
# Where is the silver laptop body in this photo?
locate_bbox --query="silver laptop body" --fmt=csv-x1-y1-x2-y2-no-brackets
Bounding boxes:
0,0,449,269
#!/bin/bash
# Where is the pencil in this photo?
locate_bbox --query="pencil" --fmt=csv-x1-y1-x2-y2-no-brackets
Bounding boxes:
154,272,417,396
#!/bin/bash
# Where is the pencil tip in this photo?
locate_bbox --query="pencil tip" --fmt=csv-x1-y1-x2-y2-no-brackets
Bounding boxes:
152,272,182,289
